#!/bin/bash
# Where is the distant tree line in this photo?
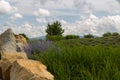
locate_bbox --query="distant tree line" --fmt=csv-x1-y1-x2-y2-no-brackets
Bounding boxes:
20,21,120,41
45,21,120,41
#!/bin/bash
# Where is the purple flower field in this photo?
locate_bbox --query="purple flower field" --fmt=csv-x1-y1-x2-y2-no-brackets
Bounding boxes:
24,40,55,56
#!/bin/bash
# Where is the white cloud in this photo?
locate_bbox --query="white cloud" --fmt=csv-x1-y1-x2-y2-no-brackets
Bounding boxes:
10,13,23,19
5,0,120,16
36,18,47,23
34,8,50,17
0,0,17,14
60,20,67,24
73,0,93,15
0,0,120,38
18,23,46,38
0,22,47,38
87,0,120,14
22,23,32,31
62,14,120,36
0,14,120,38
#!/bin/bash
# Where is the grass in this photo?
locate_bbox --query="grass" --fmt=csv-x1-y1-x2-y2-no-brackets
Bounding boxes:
31,44,120,80
27,35,120,80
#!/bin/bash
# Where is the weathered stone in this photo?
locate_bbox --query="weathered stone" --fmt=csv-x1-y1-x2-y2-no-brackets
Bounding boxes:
0,28,17,54
0,60,14,80
1,52,27,61
0,28,27,60
11,59,54,80
14,34,28,46
0,59,54,80
0,29,54,80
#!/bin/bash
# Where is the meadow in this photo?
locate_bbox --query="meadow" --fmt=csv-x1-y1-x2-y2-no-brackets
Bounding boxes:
25,35,120,80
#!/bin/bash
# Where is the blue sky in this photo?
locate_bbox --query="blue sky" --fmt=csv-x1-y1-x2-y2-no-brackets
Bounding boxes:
0,0,120,38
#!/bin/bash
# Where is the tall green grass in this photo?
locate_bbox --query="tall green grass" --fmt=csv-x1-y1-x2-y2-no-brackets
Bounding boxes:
31,45,120,80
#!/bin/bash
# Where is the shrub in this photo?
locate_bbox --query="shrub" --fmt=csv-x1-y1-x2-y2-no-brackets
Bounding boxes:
24,40,55,56
84,34,94,38
112,32,119,36
103,32,119,37
64,35,79,39
103,32,112,37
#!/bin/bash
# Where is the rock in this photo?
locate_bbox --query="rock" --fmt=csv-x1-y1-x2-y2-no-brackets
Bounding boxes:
11,59,54,80
0,59,54,80
0,60,13,80
0,29,54,80
0,28,27,60
0,61,3,80
1,52,27,61
0,28,17,53
14,34,28,47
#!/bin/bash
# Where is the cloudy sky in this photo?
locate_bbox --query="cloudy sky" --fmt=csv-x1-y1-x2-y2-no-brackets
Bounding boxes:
0,0,120,38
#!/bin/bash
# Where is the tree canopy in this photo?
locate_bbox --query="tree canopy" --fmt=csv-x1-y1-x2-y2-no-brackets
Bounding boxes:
46,21,64,36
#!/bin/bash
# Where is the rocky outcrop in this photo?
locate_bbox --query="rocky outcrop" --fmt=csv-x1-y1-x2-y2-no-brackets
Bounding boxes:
14,34,28,46
0,28,27,60
11,59,54,80
0,29,54,80
0,59,54,80
1,52,27,61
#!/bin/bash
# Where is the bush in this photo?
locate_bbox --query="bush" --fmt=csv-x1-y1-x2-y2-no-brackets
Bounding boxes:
103,32,112,37
64,35,79,39
103,32,119,37
24,40,55,56
112,32,119,36
84,34,94,38
46,35,63,41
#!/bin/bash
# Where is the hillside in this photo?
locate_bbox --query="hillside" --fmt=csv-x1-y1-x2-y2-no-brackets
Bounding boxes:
27,35,120,80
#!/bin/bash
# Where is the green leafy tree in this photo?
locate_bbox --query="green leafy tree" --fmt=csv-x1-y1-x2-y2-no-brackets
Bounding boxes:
46,21,64,36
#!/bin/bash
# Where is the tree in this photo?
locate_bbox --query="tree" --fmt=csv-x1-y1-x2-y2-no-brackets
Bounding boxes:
46,21,64,36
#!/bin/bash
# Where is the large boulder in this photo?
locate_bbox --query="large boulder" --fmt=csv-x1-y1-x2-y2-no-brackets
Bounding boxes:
11,59,54,80
0,28,27,60
0,59,54,80
1,52,27,61
0,29,54,80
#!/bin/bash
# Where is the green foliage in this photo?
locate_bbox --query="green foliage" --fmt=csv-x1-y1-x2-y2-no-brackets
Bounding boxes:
64,35,79,39
103,32,112,37
29,32,120,80
46,21,64,36
31,45,120,80
103,32,119,37
84,34,94,38
46,35,63,41
19,33,29,42
112,32,119,36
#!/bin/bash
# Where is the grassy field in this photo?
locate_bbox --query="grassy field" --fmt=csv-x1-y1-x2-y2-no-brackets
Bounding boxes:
28,36,120,80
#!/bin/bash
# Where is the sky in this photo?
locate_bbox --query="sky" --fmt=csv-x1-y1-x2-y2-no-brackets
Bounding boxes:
0,0,120,38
